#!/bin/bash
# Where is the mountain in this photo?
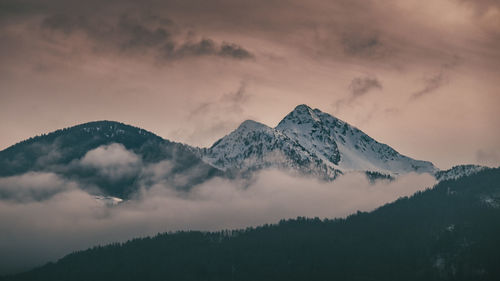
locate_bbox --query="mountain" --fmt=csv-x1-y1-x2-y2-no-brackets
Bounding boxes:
202,105,437,179
6,167,499,281
199,119,340,179
0,104,444,199
277,105,437,174
0,121,222,198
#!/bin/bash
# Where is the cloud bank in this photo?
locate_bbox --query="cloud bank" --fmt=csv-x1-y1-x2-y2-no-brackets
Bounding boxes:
0,165,436,274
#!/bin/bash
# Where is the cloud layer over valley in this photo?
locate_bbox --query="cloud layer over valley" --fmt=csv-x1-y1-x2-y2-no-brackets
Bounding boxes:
0,143,436,274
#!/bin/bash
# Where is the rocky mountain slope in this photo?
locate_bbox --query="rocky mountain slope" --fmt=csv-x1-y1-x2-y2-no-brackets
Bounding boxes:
201,104,437,179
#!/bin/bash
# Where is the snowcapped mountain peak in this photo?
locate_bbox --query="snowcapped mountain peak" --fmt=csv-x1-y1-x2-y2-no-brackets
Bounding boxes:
276,105,341,165
276,105,437,174
201,104,437,179
203,118,339,178
237,120,270,132
279,104,322,126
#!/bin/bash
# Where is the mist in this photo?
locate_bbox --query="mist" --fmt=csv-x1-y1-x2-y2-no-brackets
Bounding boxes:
0,167,436,274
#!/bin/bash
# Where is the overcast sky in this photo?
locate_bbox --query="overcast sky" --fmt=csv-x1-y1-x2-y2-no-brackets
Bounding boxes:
1,0,499,169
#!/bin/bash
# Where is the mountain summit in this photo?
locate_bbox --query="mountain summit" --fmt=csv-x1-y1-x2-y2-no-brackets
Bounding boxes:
202,104,437,178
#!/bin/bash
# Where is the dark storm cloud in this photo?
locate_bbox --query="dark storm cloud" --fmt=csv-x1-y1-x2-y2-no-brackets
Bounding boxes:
219,42,254,59
2,0,498,68
39,11,254,61
163,38,254,60
117,16,172,49
174,38,218,57
41,13,173,49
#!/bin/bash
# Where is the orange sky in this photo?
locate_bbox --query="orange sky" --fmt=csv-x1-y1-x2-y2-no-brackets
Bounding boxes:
0,0,499,169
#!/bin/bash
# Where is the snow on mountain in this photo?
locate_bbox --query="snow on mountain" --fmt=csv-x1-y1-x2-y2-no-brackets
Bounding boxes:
201,104,437,179
276,105,437,175
435,165,487,182
201,120,340,179
275,105,341,166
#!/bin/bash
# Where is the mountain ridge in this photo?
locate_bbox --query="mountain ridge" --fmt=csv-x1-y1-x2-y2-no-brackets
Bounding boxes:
201,104,437,178
1,104,483,199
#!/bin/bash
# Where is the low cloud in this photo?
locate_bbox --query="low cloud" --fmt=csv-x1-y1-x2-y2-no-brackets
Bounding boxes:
81,143,140,168
0,169,436,274
80,143,142,180
0,172,77,202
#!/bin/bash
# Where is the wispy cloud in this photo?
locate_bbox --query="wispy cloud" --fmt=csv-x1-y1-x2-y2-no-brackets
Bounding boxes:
80,143,142,181
177,81,252,147
334,76,382,113
411,72,447,99
349,77,382,98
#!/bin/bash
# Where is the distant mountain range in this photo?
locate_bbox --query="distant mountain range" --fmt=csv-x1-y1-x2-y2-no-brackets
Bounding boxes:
0,104,486,199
